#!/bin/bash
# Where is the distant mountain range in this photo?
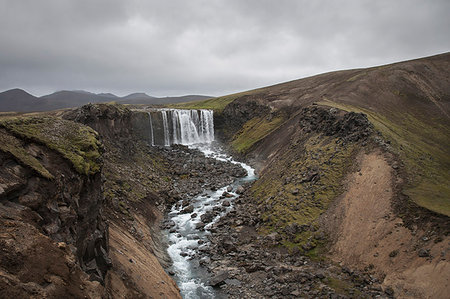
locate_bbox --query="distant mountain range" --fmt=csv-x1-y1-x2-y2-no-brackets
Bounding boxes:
0,89,212,112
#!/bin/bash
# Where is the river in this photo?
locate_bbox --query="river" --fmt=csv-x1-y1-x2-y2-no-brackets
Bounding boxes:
164,144,257,298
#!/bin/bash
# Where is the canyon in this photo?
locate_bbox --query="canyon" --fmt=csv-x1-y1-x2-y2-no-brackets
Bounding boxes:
0,53,449,298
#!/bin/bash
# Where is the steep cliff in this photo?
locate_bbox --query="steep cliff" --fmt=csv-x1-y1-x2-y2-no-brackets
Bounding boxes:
64,103,182,298
0,117,109,297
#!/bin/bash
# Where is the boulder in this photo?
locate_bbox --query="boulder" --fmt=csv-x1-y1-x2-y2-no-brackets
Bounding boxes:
208,270,229,287
236,186,245,194
180,205,194,214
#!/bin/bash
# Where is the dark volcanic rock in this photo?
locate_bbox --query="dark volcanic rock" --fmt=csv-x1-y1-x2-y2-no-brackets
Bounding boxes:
208,270,229,287
298,106,373,142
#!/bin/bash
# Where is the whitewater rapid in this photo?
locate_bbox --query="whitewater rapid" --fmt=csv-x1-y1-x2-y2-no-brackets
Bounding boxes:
165,144,256,298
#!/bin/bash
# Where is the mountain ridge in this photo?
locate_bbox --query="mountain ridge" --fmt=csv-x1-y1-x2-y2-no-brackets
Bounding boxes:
0,88,212,112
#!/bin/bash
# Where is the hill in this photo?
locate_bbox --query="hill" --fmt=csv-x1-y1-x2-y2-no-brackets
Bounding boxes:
177,52,450,216
175,52,450,298
0,89,211,112
0,88,40,111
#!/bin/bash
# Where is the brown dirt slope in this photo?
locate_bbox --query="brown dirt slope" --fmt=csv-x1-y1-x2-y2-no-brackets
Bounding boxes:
325,151,449,298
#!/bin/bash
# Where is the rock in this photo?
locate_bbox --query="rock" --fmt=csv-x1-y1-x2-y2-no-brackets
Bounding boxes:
227,186,233,192
200,212,215,223
196,222,205,229
291,188,299,195
222,200,231,207
225,278,241,286
300,171,320,183
418,248,430,257
164,220,176,228
315,272,325,280
291,290,301,296
190,213,197,218
180,205,194,214
384,286,394,296
236,186,245,194
265,232,281,244
199,256,211,265
208,270,229,287
389,249,399,257
198,244,209,252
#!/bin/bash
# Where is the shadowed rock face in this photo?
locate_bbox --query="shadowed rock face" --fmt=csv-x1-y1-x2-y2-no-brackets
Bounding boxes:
0,122,109,297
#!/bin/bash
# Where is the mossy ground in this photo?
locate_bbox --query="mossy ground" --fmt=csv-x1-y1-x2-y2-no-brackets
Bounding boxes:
0,116,102,176
231,115,285,153
0,129,53,179
250,134,359,252
169,90,258,112
318,99,450,217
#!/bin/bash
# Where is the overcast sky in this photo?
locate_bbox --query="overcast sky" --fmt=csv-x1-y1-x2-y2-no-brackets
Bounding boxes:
0,0,449,97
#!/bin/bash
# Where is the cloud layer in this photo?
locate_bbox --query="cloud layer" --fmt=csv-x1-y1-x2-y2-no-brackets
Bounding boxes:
0,0,449,96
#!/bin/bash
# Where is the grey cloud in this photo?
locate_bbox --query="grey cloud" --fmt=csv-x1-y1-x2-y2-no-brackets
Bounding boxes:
0,0,449,97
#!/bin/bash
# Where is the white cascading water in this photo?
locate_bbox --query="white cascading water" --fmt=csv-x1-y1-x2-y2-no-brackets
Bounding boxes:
166,144,257,299
147,112,155,146
161,110,170,146
152,110,256,298
148,109,214,146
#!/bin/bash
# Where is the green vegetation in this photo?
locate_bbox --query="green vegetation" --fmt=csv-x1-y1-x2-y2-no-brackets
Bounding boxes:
169,90,258,112
0,116,102,176
251,134,358,251
0,129,53,179
318,99,450,216
325,277,361,297
231,115,285,153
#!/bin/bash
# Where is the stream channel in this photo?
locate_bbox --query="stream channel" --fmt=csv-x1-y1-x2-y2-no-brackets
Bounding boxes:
164,144,257,298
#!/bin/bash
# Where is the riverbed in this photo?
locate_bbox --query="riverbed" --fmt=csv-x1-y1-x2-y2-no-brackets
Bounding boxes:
164,144,256,298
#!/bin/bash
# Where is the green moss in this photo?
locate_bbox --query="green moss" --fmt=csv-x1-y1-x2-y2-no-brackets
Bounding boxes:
0,129,53,179
250,134,358,250
0,117,102,176
325,277,361,297
318,100,450,216
231,115,285,153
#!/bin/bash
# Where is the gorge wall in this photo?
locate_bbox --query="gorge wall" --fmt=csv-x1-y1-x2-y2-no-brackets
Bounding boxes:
0,117,109,297
177,52,450,298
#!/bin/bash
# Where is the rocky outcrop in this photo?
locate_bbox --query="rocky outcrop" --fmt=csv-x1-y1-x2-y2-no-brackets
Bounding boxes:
215,96,271,141
0,117,109,297
298,106,373,143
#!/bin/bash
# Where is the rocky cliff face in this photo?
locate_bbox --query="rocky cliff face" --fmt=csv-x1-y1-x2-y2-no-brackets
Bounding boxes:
0,117,109,297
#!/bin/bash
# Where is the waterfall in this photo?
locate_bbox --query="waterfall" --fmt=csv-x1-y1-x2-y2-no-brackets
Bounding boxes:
161,110,170,146
147,109,214,146
147,112,154,146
